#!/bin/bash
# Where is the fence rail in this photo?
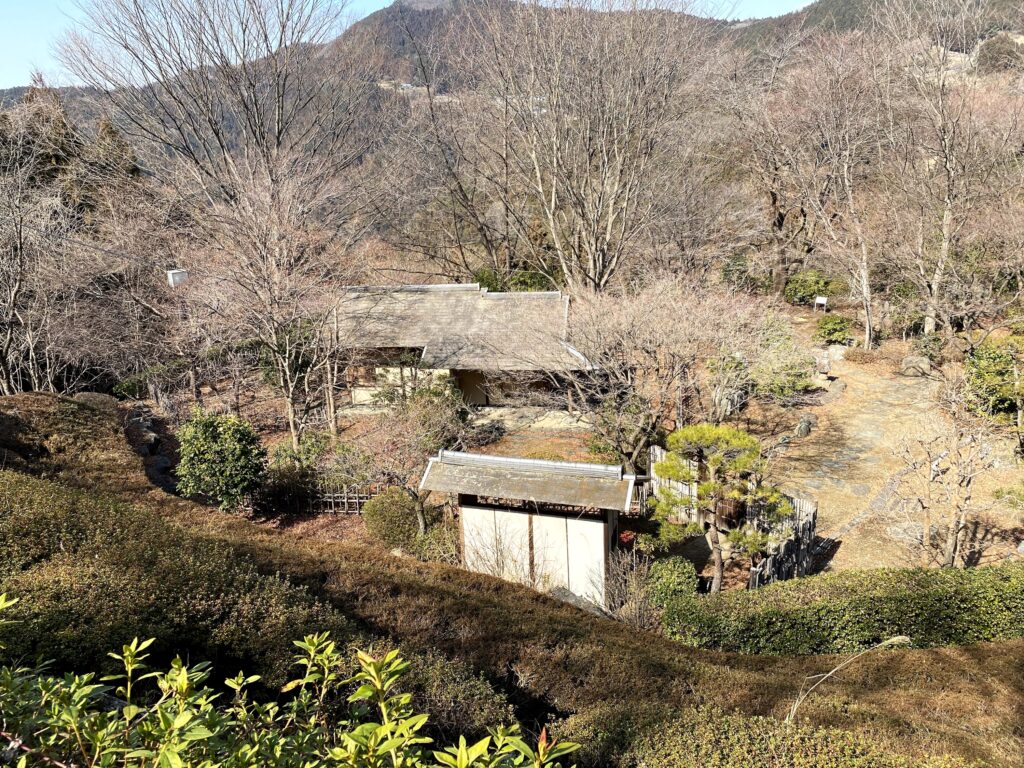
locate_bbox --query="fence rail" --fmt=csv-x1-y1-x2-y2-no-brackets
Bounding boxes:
314,481,384,515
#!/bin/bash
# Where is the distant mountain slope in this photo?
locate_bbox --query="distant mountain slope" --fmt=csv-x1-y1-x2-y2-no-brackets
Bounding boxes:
736,0,1021,41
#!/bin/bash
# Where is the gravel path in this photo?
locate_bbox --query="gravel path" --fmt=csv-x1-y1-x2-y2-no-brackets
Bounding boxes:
771,359,944,569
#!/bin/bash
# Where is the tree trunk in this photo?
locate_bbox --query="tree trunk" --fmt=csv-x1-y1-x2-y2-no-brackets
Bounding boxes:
708,513,724,594
285,397,301,454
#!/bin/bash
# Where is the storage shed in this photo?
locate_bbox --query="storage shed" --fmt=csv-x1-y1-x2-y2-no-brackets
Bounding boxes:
420,450,634,607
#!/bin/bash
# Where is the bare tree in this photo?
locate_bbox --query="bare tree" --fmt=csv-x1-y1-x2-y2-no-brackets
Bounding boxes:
62,0,397,449
559,276,810,471
434,0,719,293
874,0,1024,337
894,420,995,568
779,33,887,348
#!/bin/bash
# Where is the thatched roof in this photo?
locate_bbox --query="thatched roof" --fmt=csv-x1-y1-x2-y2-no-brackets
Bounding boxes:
338,284,588,372
420,450,634,513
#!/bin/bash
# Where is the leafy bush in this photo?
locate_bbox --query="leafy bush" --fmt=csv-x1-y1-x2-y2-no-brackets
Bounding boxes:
364,487,424,550
784,269,846,306
177,410,267,510
0,471,514,734
814,315,853,345
914,333,947,363
0,470,348,685
629,707,969,768
414,519,462,565
648,557,698,608
964,338,1023,419
0,619,577,768
659,563,1024,655
750,314,816,398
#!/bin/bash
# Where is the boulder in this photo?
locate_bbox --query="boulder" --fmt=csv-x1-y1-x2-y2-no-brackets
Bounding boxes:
794,412,818,438
900,355,931,377
826,344,848,362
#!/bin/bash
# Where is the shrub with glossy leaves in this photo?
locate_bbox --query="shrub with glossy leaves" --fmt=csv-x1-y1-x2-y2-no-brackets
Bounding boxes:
784,269,846,306
648,557,698,608
0,607,579,768
964,338,1023,420
814,315,853,345
177,409,267,510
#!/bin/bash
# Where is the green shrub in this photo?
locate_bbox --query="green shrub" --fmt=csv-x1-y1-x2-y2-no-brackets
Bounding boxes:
784,269,846,306
630,707,969,768
964,338,1023,419
0,470,348,685
914,333,947,363
648,557,698,609
177,410,267,510
659,563,1024,655
413,519,461,565
0,471,514,731
814,314,853,345
363,487,423,550
0,627,570,768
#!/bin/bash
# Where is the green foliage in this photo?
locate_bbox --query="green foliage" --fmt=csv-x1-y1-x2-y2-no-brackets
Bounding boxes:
964,338,1023,419
631,707,969,768
112,359,189,399
784,269,846,306
177,409,267,510
749,315,816,399
0,619,579,768
647,557,698,609
814,315,853,345
364,487,426,550
0,471,515,736
0,470,349,686
658,563,1024,655
413,520,462,565
472,267,558,293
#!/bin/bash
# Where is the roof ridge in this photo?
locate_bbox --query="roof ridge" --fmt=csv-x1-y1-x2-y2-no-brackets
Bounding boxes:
436,450,622,479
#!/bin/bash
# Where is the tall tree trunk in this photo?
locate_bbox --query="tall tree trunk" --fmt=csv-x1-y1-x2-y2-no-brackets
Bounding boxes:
708,512,724,594
924,203,953,336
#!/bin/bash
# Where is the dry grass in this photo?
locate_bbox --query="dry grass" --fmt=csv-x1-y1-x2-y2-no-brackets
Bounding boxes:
1,392,1022,766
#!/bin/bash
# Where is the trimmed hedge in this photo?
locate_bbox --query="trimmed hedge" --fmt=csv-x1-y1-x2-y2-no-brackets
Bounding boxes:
660,564,1024,655
628,708,970,768
363,487,424,550
0,471,513,738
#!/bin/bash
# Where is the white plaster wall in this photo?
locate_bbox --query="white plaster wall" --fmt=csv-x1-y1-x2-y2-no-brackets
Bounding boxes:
565,516,607,606
532,514,569,593
461,505,608,607
461,505,530,584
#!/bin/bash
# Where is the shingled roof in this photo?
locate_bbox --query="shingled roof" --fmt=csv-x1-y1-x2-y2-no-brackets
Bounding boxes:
420,450,635,513
338,284,588,372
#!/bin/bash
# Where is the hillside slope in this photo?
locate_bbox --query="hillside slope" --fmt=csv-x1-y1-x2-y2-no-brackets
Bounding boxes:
0,392,1021,766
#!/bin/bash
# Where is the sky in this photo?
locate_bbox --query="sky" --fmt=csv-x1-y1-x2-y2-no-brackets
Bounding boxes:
0,0,812,89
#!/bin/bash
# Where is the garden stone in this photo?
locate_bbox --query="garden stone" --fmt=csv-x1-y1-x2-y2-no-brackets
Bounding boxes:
795,412,818,438
900,355,931,377
827,344,847,362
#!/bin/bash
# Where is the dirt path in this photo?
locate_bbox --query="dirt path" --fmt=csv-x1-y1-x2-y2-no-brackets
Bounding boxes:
770,359,947,570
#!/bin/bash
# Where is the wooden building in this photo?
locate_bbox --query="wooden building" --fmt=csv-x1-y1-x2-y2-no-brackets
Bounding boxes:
336,284,589,405
420,450,634,607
